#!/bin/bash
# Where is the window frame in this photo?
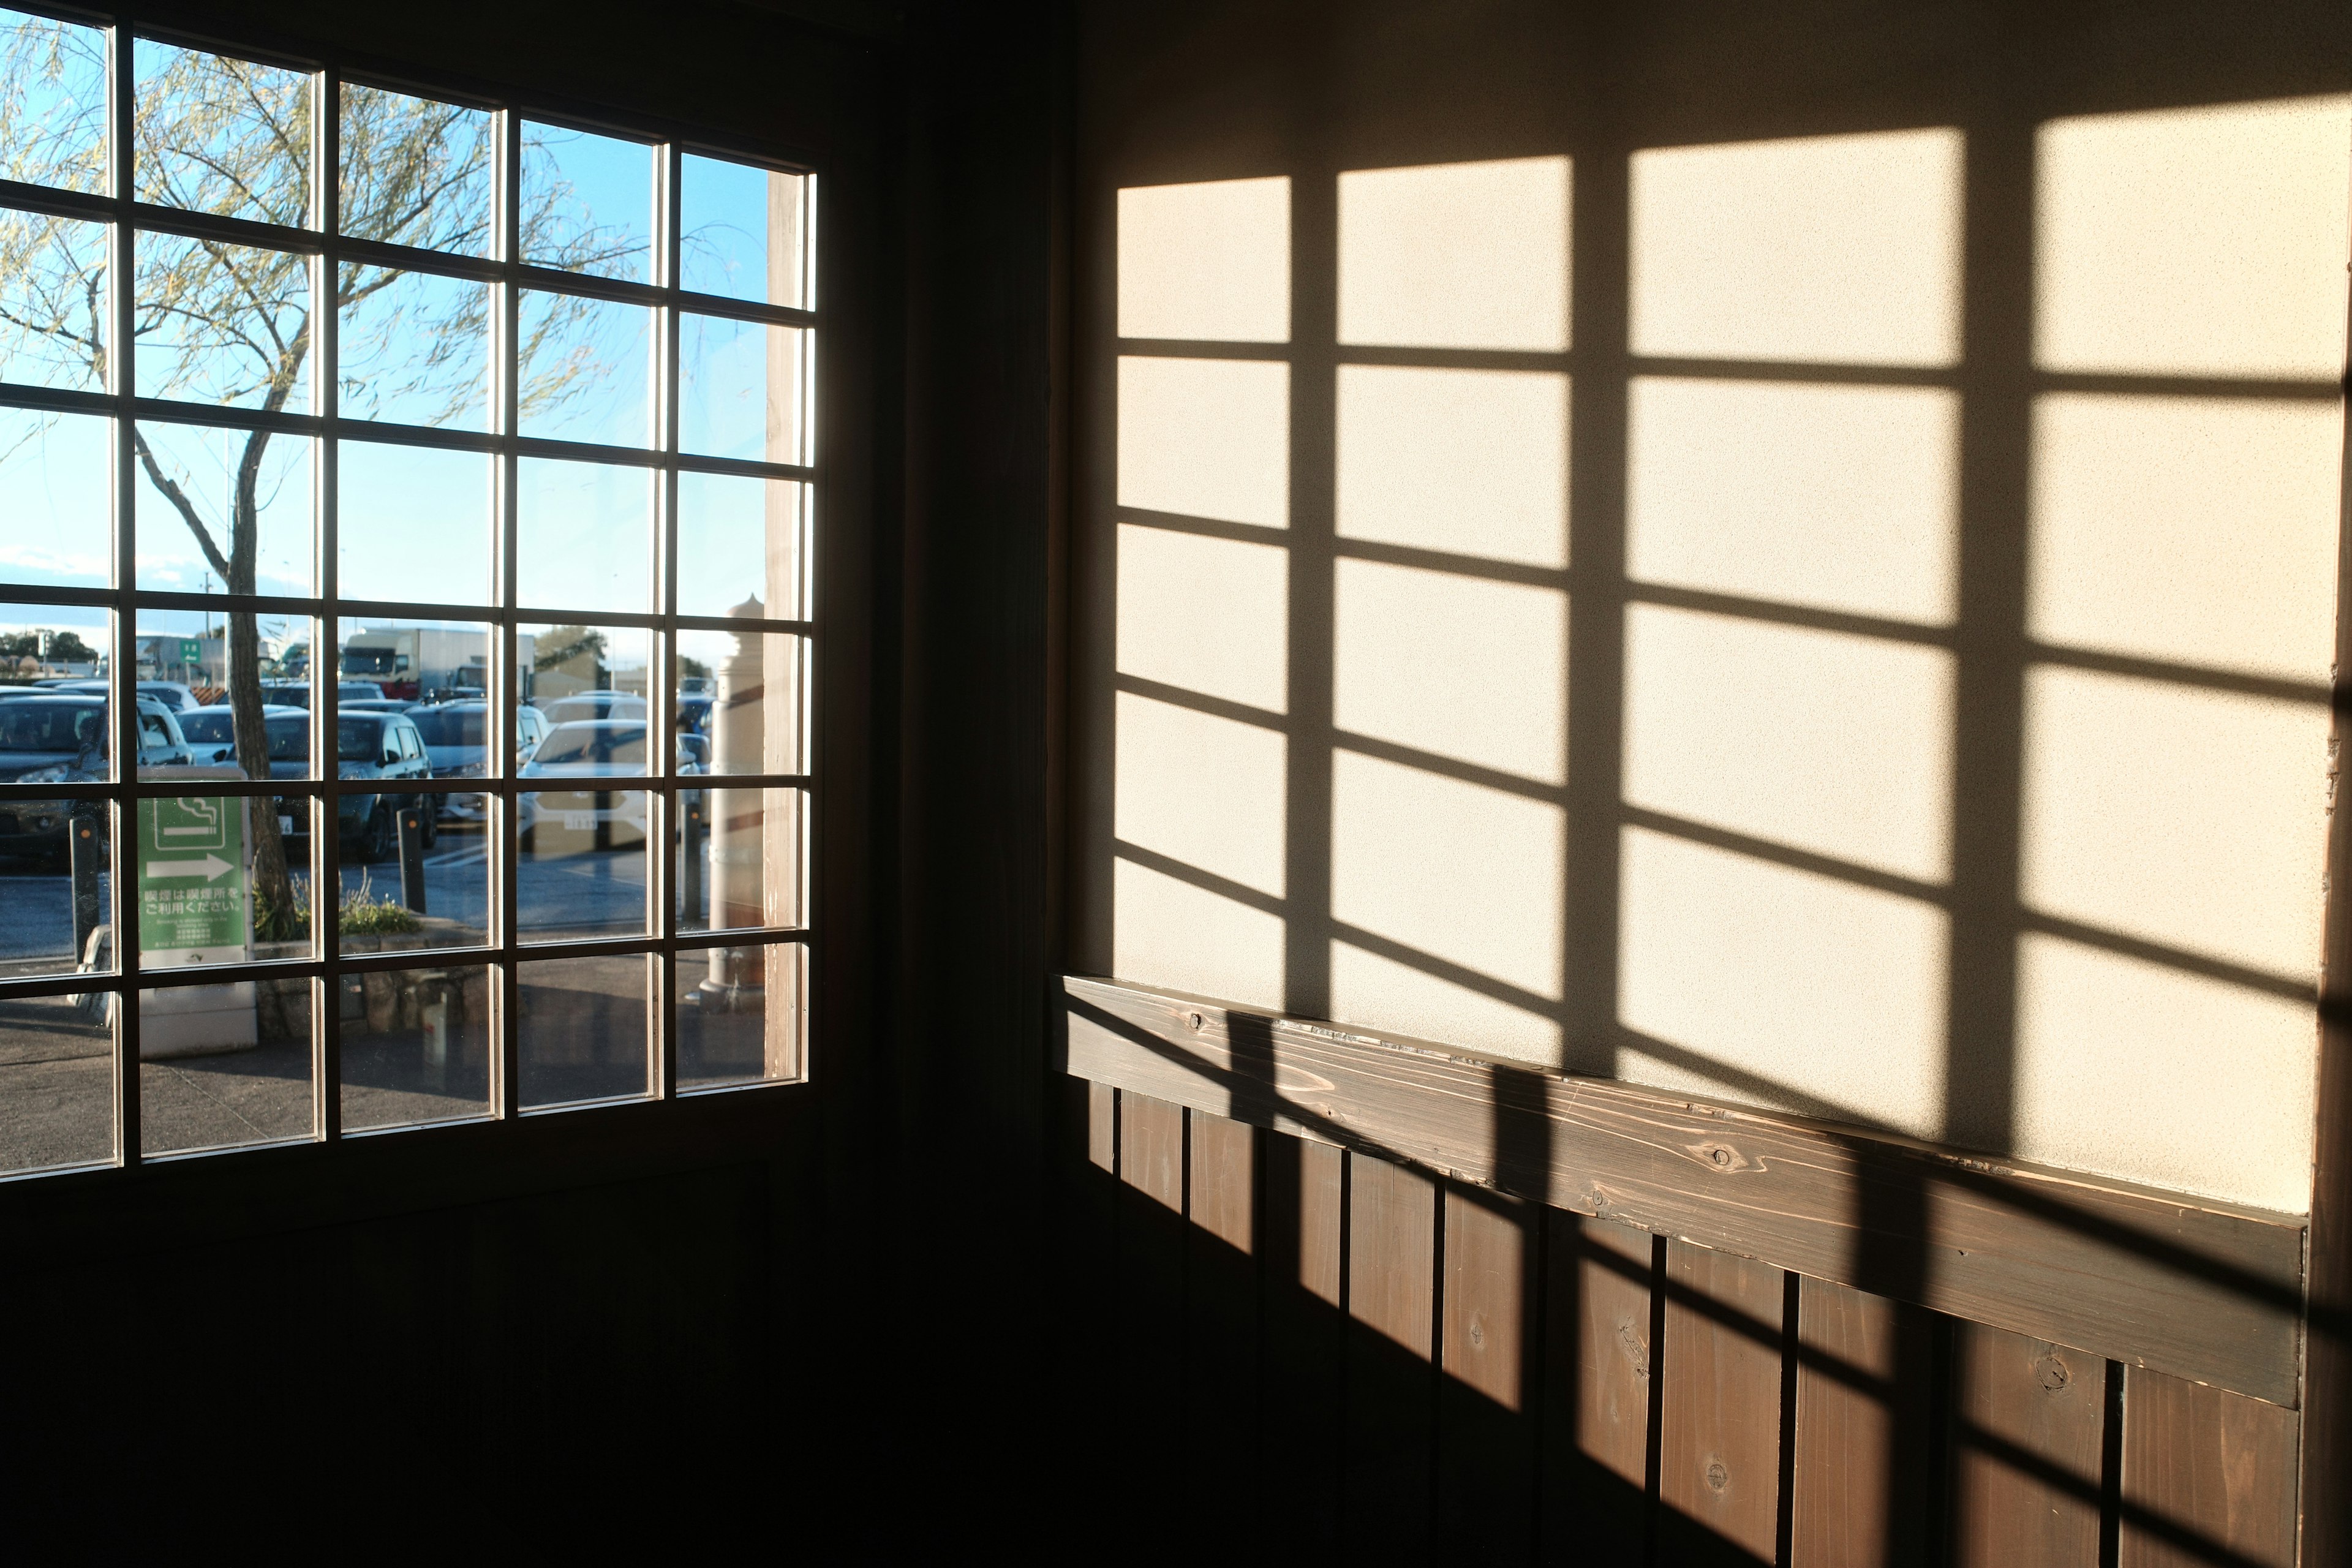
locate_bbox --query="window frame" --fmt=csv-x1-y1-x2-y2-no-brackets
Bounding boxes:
0,4,823,1173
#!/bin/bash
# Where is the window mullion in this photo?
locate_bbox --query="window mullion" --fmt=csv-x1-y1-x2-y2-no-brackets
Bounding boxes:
654,138,682,1101
107,12,140,1168
314,61,342,1144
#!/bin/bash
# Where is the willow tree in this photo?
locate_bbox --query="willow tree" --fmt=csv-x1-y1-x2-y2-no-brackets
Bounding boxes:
1,20,630,926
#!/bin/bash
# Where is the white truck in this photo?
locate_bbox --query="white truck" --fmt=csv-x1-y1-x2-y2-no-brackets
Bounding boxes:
339,627,532,703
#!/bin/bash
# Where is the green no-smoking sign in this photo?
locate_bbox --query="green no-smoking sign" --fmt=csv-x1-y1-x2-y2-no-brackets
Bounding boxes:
137,797,249,961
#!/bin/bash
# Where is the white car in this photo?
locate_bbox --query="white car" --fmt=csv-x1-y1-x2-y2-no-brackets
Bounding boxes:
514,718,703,854
538,691,647,726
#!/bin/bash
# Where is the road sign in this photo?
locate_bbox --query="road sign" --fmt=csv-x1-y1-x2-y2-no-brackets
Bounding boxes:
137,797,247,957
179,638,202,662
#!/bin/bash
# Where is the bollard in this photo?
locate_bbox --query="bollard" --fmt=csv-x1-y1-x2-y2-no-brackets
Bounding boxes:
680,799,705,925
398,807,427,913
69,812,101,965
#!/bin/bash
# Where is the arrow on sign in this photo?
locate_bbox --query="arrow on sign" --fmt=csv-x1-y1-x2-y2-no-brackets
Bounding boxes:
146,854,235,882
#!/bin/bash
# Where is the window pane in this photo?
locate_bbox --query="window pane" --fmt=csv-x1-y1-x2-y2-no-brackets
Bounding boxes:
339,83,492,256
0,801,111,977
0,207,105,392
0,604,112,779
0,10,107,194
679,627,805,775
153,614,315,777
517,459,651,612
134,40,312,227
337,616,496,704
677,473,805,620
680,315,805,464
134,422,314,595
677,939,802,1088
0,990,114,1175
341,962,493,1132
136,233,312,412
518,954,649,1107
135,793,314,966
140,976,314,1155
677,786,802,933
518,788,649,943
519,122,653,284
521,622,650,713
679,154,807,307
337,264,491,429
518,290,651,448
340,440,491,606
0,410,110,590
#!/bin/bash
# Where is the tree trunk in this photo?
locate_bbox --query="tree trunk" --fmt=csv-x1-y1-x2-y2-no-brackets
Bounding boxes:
227,434,295,937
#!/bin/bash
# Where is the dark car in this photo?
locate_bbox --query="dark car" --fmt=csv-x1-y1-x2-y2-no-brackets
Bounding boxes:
53,679,200,713
0,696,194,863
176,703,310,767
266,710,435,861
410,702,492,823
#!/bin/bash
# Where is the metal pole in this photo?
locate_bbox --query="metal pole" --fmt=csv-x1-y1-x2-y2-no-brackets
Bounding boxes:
681,796,704,929
397,808,426,913
70,813,102,967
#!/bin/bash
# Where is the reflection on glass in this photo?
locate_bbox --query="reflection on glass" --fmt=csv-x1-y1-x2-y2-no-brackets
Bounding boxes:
677,940,802,1088
0,208,105,391
520,122,653,284
133,422,313,595
677,787,802,933
517,460,652,611
134,40,312,226
341,962,492,1131
518,290,651,448
141,977,314,1156
680,154,807,307
680,316,805,464
518,787,649,943
677,473,807,620
521,622,651,724
136,233,312,411
339,83,493,255
337,265,490,428
518,954,649,1107
338,616,496,707
0,801,110,978
0,410,110,589
0,992,113,1175
677,628,805,777
0,10,107,194
341,442,491,605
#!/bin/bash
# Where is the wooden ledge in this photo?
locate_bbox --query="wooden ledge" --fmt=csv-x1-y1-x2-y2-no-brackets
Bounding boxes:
1058,973,2307,1408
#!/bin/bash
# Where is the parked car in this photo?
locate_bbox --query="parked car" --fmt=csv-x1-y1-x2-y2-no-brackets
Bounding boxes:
410,701,492,823
515,701,549,762
540,691,647,726
258,679,385,710
266,710,435,861
0,696,194,863
339,697,418,714
514,720,703,854
175,703,309,767
36,679,198,712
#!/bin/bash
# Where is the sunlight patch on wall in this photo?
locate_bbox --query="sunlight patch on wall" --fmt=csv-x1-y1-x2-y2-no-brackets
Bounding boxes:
1334,559,1566,785
1630,128,1963,366
1115,523,1288,713
1627,377,1958,624
2021,668,2325,981
1117,175,1291,343
1117,355,1288,526
1336,364,1568,567
1115,691,1286,897
2015,933,2316,1211
1337,156,1569,350
1618,827,1948,1140
1623,605,1954,883
1330,940,1563,1066
2035,95,2352,379
2028,393,2341,682
1112,858,1285,1012
1331,750,1564,1004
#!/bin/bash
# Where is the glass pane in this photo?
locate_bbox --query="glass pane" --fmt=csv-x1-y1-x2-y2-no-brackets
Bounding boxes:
516,459,652,612
339,83,493,256
518,788,649,943
0,207,105,391
340,441,491,606
519,123,653,284
334,799,489,952
134,41,312,227
152,616,315,779
0,604,111,775
0,10,108,194
0,800,110,977
0,413,109,589
680,154,807,307
680,315,805,464
337,615,495,706
134,422,313,595
0,989,114,1174
518,954,649,1108
521,623,650,716
677,473,805,620
342,962,492,1131
337,264,490,428
140,976,314,1156
677,786,802,933
135,233,312,412
134,794,313,967
677,939,802,1088
518,290,651,448
679,627,805,775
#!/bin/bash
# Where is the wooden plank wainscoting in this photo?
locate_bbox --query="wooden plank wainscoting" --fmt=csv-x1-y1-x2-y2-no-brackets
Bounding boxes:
1057,974,2306,1565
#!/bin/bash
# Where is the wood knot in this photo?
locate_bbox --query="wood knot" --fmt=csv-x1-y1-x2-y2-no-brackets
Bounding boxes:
1187,1011,1205,1031
1468,1314,1486,1350
1705,1460,1730,1493
1689,1140,1754,1173
2035,1354,2070,1392
1618,1319,1649,1378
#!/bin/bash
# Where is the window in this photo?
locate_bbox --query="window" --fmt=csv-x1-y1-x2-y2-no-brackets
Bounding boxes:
0,9,816,1175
